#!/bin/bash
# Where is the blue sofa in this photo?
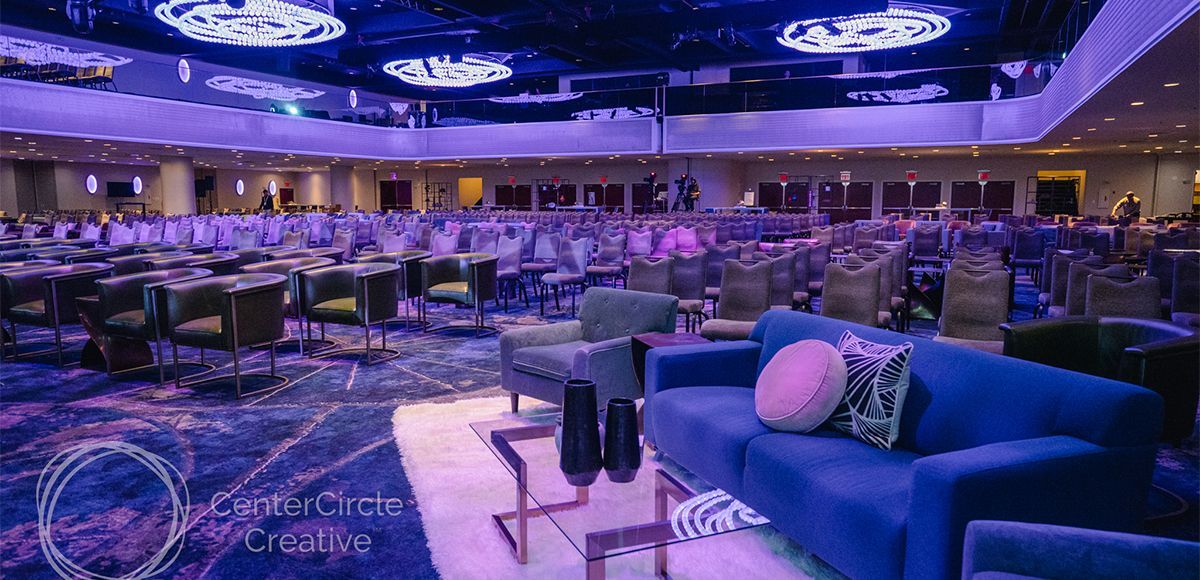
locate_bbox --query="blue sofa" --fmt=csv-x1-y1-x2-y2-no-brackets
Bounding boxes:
962,520,1199,579
644,311,1163,580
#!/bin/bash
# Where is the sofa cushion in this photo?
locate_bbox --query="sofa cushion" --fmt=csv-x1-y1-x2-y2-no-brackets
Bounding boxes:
830,330,913,450
743,432,918,580
511,340,589,382
755,340,847,432
651,387,771,497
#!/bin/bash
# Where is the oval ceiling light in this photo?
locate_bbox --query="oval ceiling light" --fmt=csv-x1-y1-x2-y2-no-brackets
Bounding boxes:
777,6,950,53
348,89,358,108
132,176,143,194
176,58,190,83
86,174,98,194
268,180,277,195
382,54,512,88
154,0,346,47
235,178,245,195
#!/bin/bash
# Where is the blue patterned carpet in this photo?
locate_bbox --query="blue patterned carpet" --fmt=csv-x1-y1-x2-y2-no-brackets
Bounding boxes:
0,275,1195,579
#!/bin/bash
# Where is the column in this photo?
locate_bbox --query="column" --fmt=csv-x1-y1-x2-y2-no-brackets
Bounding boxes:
159,156,196,215
329,164,355,211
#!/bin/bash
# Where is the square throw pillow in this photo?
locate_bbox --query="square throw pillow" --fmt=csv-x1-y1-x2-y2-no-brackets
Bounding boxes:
829,330,914,450
755,340,847,432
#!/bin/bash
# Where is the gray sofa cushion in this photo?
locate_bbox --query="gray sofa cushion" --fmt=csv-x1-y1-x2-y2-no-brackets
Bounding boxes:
511,340,590,382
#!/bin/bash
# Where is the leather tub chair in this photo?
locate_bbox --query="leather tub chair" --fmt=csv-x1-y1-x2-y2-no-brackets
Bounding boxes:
299,263,401,364
500,286,678,412
147,252,240,276
240,257,338,353
228,245,296,269
0,245,76,262
354,250,432,330
0,262,115,366
1000,316,1199,445
97,267,213,384
30,247,120,264
264,247,346,264
421,253,499,336
163,273,289,398
164,243,215,255
106,251,192,275
107,241,174,256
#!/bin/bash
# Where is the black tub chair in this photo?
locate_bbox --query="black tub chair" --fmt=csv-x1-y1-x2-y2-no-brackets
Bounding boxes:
229,245,295,268
298,262,400,365
160,243,215,254
265,247,346,264
96,267,213,384
355,250,432,330
421,252,499,336
163,273,289,398
106,251,192,275
0,245,78,262
30,247,120,264
240,257,337,353
107,241,175,256
147,252,239,276
1000,316,1200,445
0,262,115,366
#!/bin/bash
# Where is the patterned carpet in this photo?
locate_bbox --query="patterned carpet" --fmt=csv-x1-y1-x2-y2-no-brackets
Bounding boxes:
0,274,1195,579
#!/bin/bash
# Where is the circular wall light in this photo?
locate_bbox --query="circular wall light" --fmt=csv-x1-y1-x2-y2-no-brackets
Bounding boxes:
86,174,98,194
268,180,277,195
348,89,358,108
777,6,951,53
154,0,346,47
132,176,143,195
382,54,512,88
177,58,191,83
235,179,245,196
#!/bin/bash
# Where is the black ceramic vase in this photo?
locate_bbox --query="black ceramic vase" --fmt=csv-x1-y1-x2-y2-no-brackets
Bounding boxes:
603,398,641,483
559,379,602,487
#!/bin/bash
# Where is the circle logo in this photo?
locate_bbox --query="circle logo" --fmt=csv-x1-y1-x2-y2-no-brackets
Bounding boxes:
268,180,277,195
177,58,191,83
235,179,245,196
36,441,190,579
132,176,143,195
85,174,98,194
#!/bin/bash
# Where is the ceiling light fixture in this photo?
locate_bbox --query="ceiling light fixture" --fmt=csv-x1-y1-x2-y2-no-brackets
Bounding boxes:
487,91,582,104
383,54,512,88
205,75,324,101
846,83,948,104
777,6,951,54
154,0,345,46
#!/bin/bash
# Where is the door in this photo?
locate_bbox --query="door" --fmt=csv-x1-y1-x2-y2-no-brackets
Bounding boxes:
278,188,295,205
379,180,412,211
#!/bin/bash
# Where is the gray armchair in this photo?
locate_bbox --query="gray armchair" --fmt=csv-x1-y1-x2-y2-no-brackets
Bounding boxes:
500,286,678,413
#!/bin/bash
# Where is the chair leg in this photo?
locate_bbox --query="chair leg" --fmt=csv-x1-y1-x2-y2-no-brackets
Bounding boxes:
510,392,519,414
172,343,181,389
232,344,242,399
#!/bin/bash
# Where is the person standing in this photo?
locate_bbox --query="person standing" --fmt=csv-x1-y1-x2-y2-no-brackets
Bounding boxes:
259,188,274,212
1110,191,1141,226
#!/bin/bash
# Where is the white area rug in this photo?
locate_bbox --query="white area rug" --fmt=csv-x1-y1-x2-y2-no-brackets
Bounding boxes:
392,397,839,579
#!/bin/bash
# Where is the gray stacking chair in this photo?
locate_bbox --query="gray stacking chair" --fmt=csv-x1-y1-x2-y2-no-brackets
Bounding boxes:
819,262,881,328
1059,262,1130,317
935,268,1010,353
627,256,674,295
669,250,707,332
699,259,771,341
1085,276,1162,319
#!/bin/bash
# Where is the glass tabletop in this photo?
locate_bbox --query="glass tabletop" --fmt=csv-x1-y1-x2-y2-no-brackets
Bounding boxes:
470,412,769,563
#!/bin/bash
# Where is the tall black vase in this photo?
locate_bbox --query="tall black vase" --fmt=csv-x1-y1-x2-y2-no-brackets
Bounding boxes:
603,398,641,483
559,379,602,487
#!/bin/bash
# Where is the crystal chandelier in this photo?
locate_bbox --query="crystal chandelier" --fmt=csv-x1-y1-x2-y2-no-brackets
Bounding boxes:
154,0,346,47
382,54,512,88
778,6,950,54
205,75,325,100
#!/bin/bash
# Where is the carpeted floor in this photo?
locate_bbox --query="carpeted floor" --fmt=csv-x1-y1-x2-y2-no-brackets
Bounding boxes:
0,273,1195,579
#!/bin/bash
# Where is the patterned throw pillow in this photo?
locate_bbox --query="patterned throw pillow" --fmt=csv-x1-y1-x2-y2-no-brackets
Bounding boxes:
829,330,914,450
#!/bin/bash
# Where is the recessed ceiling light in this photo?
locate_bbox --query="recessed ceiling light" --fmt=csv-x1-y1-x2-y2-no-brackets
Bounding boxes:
1154,146,1163,149
1119,144,1127,148
705,154,712,157
1163,82,1180,87
1148,134,1158,137
12,137,20,140
1013,147,1021,150
970,145,979,149
1176,124,1187,128
1086,128,1096,131
1104,117,1116,121
931,149,939,152
1143,150,1151,153
1130,101,1144,106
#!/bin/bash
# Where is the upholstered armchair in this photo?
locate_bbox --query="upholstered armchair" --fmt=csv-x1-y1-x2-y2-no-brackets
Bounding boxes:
1000,316,1199,444
97,267,212,383
229,245,295,268
355,250,432,329
240,257,337,353
962,521,1199,580
421,253,499,336
1,262,115,366
164,273,288,397
299,263,401,364
500,287,678,412
264,247,345,263
31,247,119,264
106,251,192,275
147,252,240,276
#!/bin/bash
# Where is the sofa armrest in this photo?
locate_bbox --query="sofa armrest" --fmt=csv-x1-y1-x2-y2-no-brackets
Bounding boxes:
643,340,761,442
573,336,639,405
962,520,1200,580
905,436,1158,580
499,320,584,389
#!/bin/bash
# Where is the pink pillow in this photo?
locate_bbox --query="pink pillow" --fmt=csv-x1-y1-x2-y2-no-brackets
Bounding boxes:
755,340,847,432
651,228,678,257
675,227,699,252
627,230,652,257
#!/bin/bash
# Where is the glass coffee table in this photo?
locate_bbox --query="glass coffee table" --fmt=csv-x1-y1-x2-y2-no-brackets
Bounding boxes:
471,413,770,578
